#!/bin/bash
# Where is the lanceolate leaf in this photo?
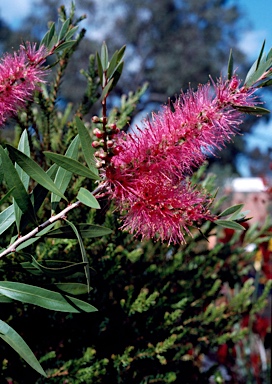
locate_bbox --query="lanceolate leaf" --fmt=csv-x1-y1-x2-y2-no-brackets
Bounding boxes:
0,146,36,224
101,41,109,71
47,223,112,238
6,145,67,201
75,117,98,174
77,188,100,209
0,319,47,377
0,188,15,205
16,130,30,189
101,78,114,100
0,282,97,313
64,219,91,293
19,252,88,277
218,204,244,217
233,105,270,115
0,205,15,235
14,130,31,232
52,283,89,295
227,49,233,80
51,135,80,210
44,152,100,180
215,219,245,231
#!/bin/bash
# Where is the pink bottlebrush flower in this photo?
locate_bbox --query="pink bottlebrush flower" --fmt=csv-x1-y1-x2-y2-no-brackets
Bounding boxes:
104,76,258,244
0,42,48,126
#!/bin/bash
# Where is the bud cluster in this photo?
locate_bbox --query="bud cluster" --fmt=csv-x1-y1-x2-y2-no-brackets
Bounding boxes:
91,116,120,168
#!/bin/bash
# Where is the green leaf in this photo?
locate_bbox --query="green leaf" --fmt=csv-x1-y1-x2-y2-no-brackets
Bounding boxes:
52,283,89,295
58,18,70,41
64,219,91,293
256,40,266,70
257,78,272,88
0,319,47,377
233,105,270,115
96,52,103,85
75,117,98,174
0,188,15,205
0,146,36,224
107,45,126,81
40,22,55,48
6,145,67,201
215,220,245,231
63,25,79,41
77,188,100,209
117,45,126,62
0,205,15,235
14,130,31,232
0,282,97,313
32,163,59,213
54,40,76,53
107,49,119,80
16,223,56,251
44,152,100,180
51,135,80,210
218,204,244,217
101,41,109,71
0,294,13,303
17,129,30,189
227,49,233,80
101,78,114,100
19,252,88,277
111,61,124,89
47,223,112,238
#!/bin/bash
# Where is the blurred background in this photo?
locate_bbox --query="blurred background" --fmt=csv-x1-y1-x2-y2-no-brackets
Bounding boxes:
0,0,271,180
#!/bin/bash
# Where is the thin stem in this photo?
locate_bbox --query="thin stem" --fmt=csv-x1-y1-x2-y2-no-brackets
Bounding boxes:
0,184,105,259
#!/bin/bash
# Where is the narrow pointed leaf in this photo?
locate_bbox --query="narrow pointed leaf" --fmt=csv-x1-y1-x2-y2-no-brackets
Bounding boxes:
51,135,80,210
215,220,245,230
227,49,233,80
117,45,126,62
64,219,91,292
0,319,47,377
52,283,89,295
54,40,76,53
19,252,88,277
0,282,97,313
58,18,70,41
0,146,36,224
256,40,266,70
218,204,244,217
0,188,15,205
47,223,112,238
101,78,114,100
77,188,100,209
14,130,31,231
0,295,13,303
111,61,124,88
0,205,15,235
40,22,55,48
96,52,103,85
101,41,109,70
107,49,119,79
63,25,79,40
75,117,98,174
44,152,100,180
233,105,270,115
16,223,56,251
6,145,67,201
17,129,30,188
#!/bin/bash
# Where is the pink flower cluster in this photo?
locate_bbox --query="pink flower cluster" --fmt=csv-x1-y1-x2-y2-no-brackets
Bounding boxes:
105,76,257,244
0,43,48,126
